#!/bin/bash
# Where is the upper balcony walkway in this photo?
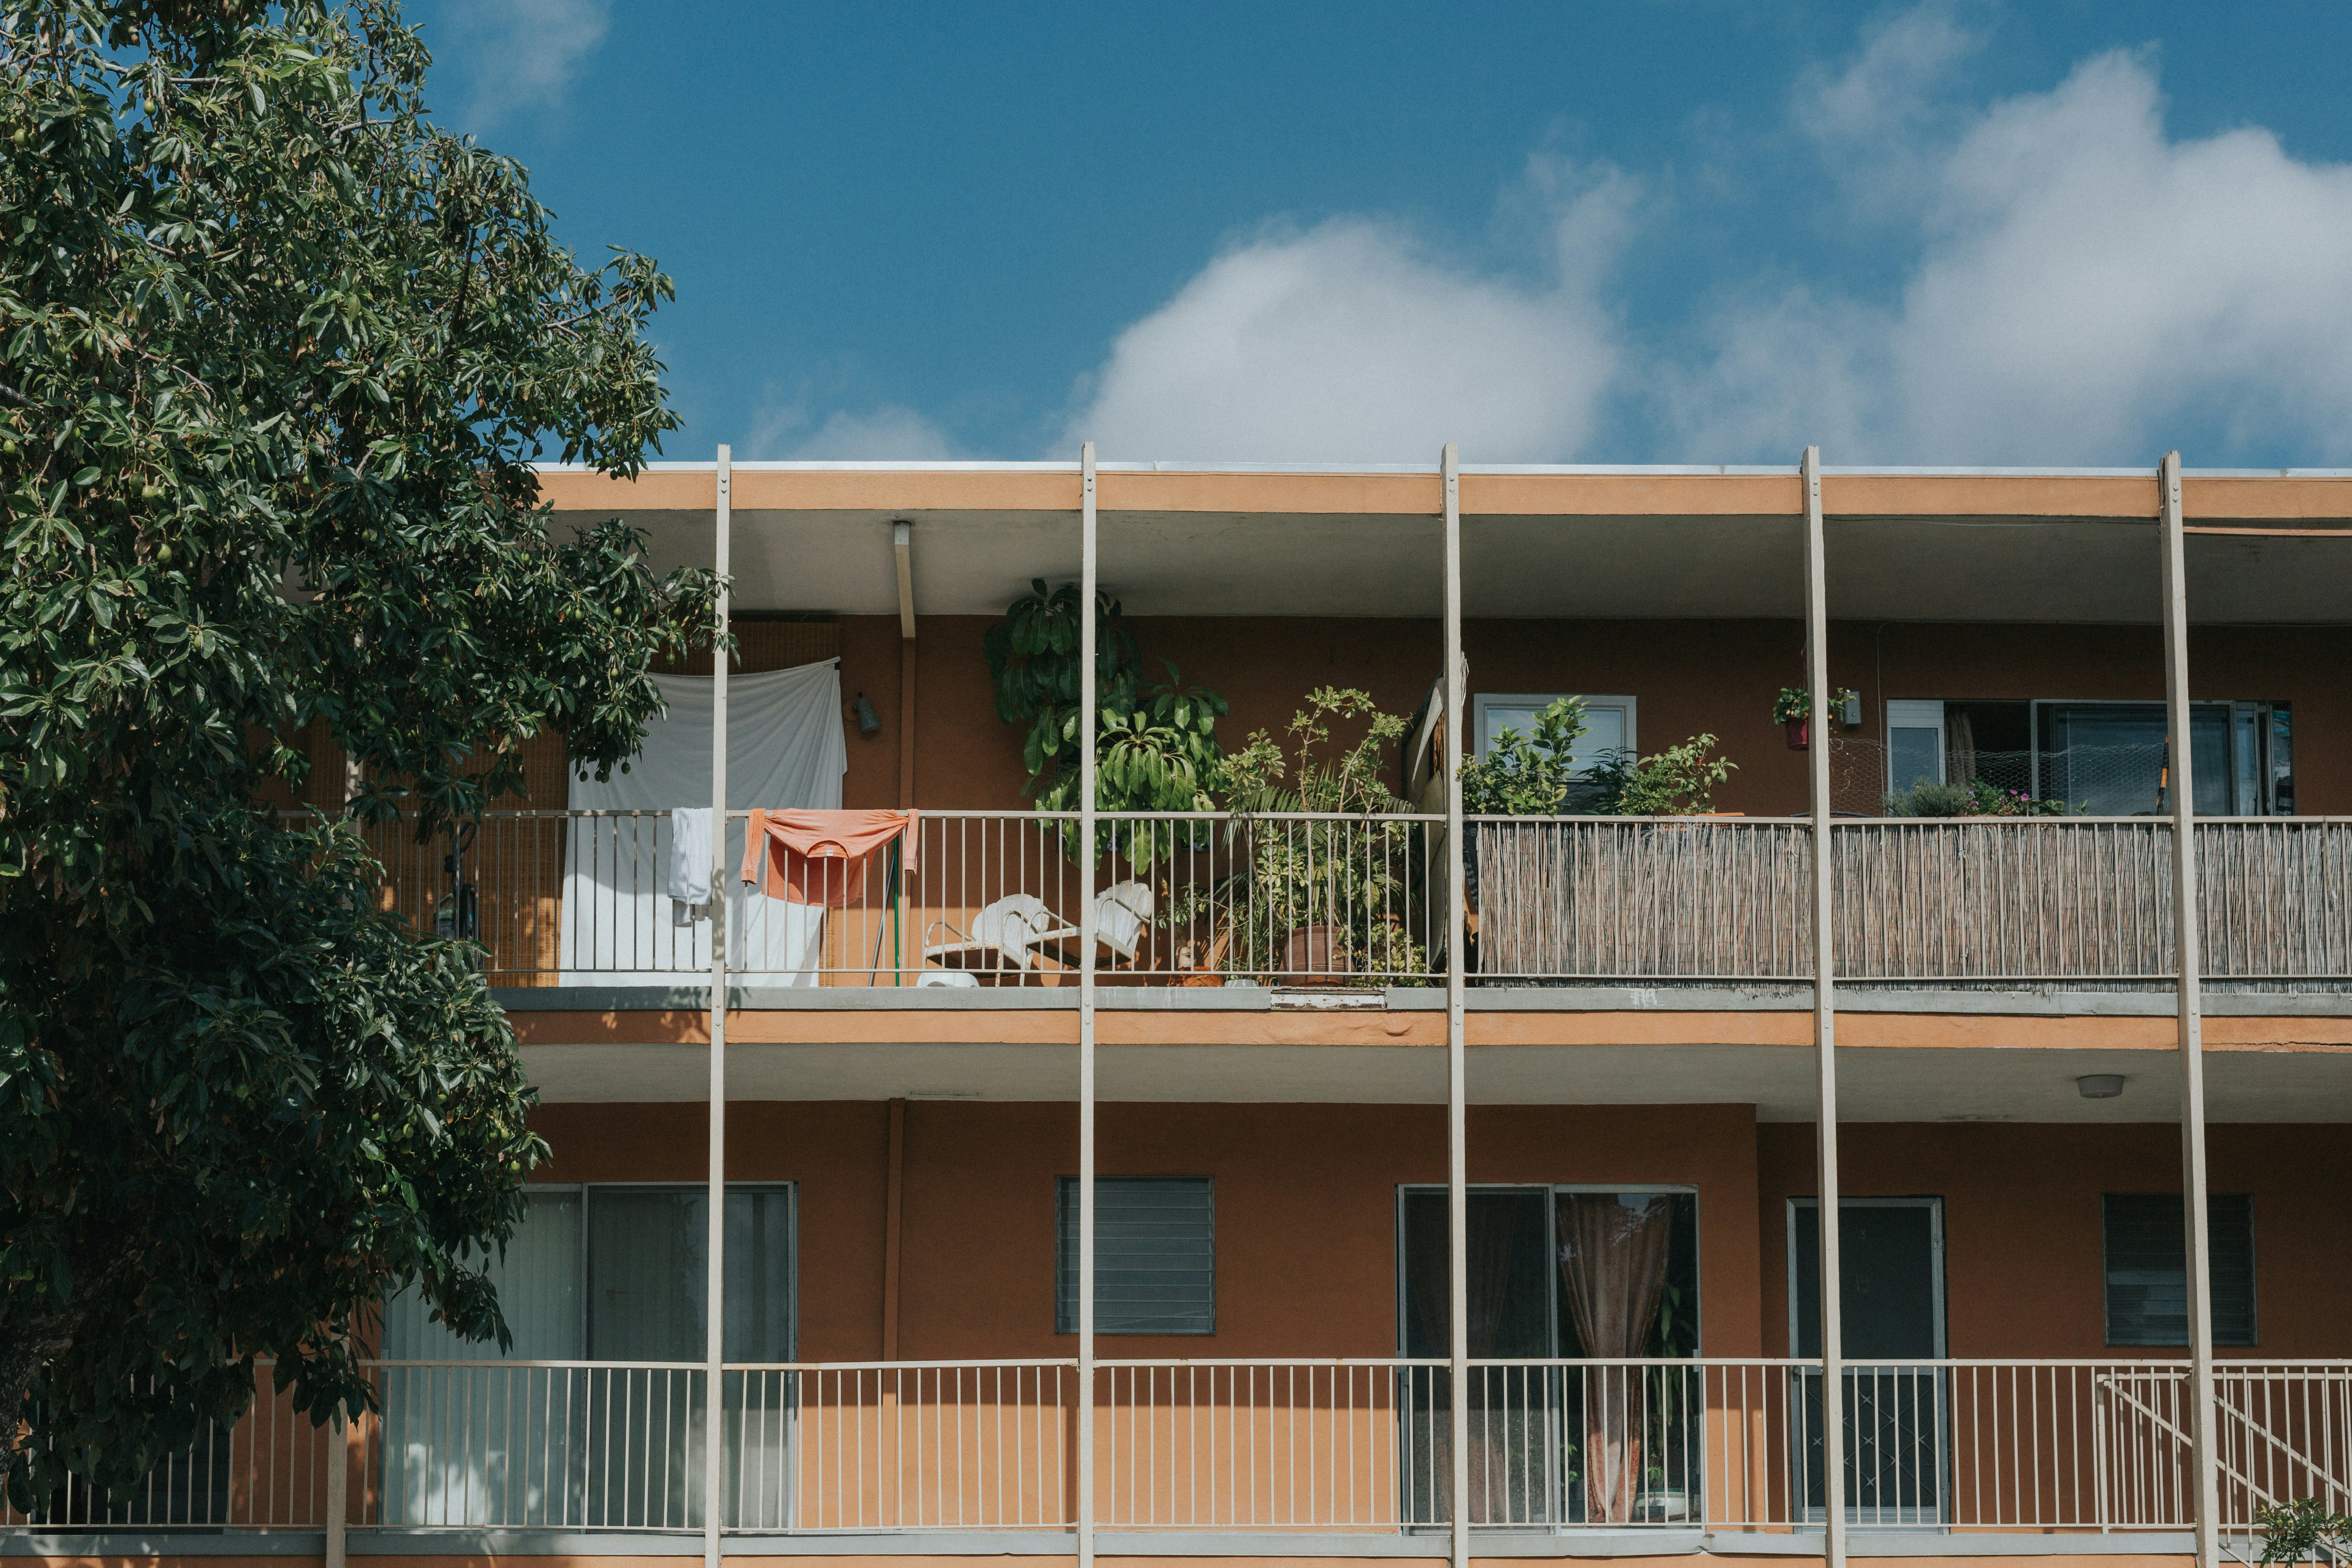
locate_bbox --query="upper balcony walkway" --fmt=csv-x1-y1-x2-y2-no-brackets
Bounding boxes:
370,808,2352,997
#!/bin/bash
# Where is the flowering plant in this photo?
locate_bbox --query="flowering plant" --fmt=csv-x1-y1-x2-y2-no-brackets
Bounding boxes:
1774,686,1859,724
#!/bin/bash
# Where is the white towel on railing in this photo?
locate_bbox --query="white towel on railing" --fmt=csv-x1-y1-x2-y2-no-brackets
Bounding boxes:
667,807,712,915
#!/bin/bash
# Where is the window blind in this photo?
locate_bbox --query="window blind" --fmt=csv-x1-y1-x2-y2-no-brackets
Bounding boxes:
1056,1177,1215,1335
2103,1194,2256,1347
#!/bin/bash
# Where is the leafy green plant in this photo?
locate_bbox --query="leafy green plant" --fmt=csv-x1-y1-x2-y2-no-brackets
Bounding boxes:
1461,697,1589,814
2256,1497,2350,1564
1220,686,1412,816
1037,663,1230,863
1774,686,1858,724
0,0,721,1507
1883,777,2076,818
981,579,1142,796
1883,777,1977,817
1585,736,1738,815
1173,688,1428,982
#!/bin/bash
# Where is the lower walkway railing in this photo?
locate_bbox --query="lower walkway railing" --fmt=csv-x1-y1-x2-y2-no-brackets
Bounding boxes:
12,1358,2348,1543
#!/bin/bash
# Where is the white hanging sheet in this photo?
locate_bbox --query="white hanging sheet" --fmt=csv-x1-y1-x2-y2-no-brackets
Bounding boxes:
560,660,846,985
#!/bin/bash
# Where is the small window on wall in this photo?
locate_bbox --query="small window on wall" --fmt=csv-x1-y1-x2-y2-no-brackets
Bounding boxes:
1473,694,1636,775
1056,1177,1216,1335
2103,1194,2256,1346
1886,701,1946,791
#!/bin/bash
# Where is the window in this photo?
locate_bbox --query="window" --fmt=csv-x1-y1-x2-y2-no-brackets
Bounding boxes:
1056,1177,1215,1334
1889,697,2292,814
1886,701,1946,791
1396,1186,1700,1358
384,1183,797,1362
1473,693,1637,775
2103,1194,2257,1346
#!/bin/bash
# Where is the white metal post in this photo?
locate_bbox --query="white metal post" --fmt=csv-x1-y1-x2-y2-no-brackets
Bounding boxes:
1077,441,1099,1568
704,445,731,1567
1441,443,1470,1568
324,1411,347,1568
2159,450,2221,1568
1802,446,1847,1568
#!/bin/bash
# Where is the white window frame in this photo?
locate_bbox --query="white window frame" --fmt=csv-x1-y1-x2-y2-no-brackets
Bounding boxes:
1884,700,1947,792
1472,693,1637,761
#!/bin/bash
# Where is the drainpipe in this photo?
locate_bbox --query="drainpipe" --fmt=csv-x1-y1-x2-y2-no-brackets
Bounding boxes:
704,445,731,1568
2159,450,2221,1568
895,522,917,811
1077,442,1099,1568
1802,446,1848,1568
1441,443,1470,1568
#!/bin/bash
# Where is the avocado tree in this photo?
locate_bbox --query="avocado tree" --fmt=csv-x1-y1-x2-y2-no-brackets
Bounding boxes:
0,0,720,1507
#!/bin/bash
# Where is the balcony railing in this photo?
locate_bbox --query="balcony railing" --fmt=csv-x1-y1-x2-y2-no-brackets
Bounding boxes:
330,809,2352,989
13,1359,2346,1541
0,1361,336,1531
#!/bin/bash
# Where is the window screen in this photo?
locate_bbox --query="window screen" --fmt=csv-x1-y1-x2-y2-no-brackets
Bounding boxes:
2103,1194,2256,1346
1056,1177,1215,1334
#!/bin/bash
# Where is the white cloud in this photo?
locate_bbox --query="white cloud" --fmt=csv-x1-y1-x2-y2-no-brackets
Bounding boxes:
746,394,959,461
1668,22,2352,463
449,0,611,128
1056,165,1637,463
793,2,2352,468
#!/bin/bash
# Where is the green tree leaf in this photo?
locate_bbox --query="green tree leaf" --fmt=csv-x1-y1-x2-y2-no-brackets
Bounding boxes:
0,0,723,1508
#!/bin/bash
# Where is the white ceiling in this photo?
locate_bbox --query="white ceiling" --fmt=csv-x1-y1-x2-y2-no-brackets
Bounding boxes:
519,1037,2352,1123
588,507,2352,624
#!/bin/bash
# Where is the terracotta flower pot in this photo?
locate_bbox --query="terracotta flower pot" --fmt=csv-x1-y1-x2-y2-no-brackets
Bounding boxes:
1282,923,1351,979
1784,717,1810,751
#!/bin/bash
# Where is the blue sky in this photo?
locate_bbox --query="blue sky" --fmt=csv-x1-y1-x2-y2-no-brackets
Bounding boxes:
405,0,2352,467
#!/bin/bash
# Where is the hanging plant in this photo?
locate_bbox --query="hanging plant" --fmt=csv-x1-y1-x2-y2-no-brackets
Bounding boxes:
982,579,1141,797
1773,686,1858,751
1771,686,1858,724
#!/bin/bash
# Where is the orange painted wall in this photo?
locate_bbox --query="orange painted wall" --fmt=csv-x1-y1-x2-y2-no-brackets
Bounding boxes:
528,1102,1761,1362
1757,1123,2352,1360
529,1103,2352,1365
835,615,2352,819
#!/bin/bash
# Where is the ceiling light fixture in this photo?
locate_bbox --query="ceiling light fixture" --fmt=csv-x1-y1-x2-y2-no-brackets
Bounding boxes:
2076,1074,2125,1100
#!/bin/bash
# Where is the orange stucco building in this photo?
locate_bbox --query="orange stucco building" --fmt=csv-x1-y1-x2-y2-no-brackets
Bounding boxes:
17,458,2352,1568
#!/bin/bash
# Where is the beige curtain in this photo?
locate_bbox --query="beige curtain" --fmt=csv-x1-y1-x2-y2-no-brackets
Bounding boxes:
1556,1195,1675,1523
1945,709,1977,786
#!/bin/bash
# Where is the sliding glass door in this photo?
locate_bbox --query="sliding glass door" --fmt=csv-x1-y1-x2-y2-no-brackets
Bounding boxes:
1397,1185,1700,1530
380,1183,794,1529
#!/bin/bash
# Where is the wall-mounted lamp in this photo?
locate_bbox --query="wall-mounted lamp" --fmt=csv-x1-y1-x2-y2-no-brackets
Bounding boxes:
851,691,881,736
2076,1074,2125,1100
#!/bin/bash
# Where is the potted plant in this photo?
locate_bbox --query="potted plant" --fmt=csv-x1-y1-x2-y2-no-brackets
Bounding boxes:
1180,687,1428,985
1773,686,1858,750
